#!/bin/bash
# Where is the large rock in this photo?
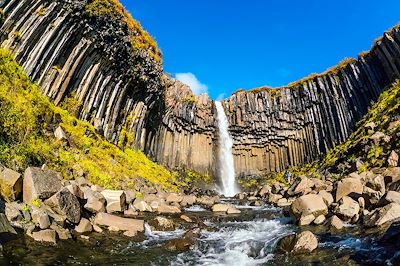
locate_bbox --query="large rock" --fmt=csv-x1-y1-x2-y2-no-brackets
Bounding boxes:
101,190,126,213
31,208,50,229
364,203,400,227
0,167,22,202
180,195,196,207
291,194,328,221
31,229,57,244
148,217,175,231
329,215,344,232
164,228,201,252
336,177,363,201
44,187,81,224
288,176,314,196
363,186,383,205
84,189,106,213
318,190,334,207
0,213,17,242
75,218,93,233
335,196,360,222
23,167,62,203
365,174,385,195
276,231,318,254
166,193,183,203
94,212,144,233
380,191,400,205
158,204,181,214
133,200,152,212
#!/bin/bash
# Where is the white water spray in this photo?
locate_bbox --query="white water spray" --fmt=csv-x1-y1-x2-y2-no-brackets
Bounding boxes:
215,101,239,197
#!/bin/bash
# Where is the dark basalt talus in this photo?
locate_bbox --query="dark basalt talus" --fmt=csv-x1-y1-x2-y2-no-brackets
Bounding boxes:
1,0,399,179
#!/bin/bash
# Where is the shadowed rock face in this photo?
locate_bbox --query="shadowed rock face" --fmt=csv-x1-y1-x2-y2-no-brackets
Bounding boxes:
1,0,400,179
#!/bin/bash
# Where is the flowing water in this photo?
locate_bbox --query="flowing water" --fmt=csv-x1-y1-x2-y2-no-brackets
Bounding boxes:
215,101,239,197
2,199,399,265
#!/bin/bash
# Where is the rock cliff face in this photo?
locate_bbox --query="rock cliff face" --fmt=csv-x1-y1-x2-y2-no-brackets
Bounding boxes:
1,0,400,179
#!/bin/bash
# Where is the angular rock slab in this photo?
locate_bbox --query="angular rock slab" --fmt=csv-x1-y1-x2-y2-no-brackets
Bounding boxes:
101,190,126,213
23,167,62,204
336,177,363,202
290,194,328,220
364,203,400,227
45,188,81,224
94,213,144,233
0,167,22,202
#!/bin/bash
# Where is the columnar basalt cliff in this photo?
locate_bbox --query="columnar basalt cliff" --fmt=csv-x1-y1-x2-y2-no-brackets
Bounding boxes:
1,0,399,179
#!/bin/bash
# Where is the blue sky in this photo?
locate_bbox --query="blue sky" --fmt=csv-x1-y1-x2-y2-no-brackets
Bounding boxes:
121,0,400,99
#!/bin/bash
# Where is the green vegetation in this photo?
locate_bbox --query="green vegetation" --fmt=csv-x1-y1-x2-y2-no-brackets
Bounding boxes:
180,95,196,105
0,48,181,191
31,198,42,208
12,31,22,42
179,169,211,187
85,0,162,63
279,80,400,180
35,7,46,16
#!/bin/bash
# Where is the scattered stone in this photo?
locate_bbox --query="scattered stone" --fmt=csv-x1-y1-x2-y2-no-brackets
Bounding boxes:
276,231,318,254
31,229,57,244
94,213,144,233
164,228,201,252
45,187,81,223
84,190,106,213
227,206,241,214
335,196,360,222
125,190,136,204
329,215,344,232
180,195,196,207
381,191,400,205
80,235,90,240
388,151,399,167
101,190,126,213
180,215,193,223
336,177,363,201
364,203,400,227
363,186,383,205
268,193,283,204
149,217,175,231
50,224,72,240
291,194,328,220
365,174,385,194
93,224,103,233
0,167,22,202
358,197,365,209
5,202,22,222
314,215,326,225
277,198,291,207
23,167,62,203
158,204,181,214
123,230,137,237
31,208,50,229
258,185,272,197
54,126,68,142
166,193,183,203
75,218,93,233
124,207,138,218
133,200,152,212
91,185,103,192
212,204,230,212
288,176,314,196
369,131,389,144
66,183,84,199
299,214,315,226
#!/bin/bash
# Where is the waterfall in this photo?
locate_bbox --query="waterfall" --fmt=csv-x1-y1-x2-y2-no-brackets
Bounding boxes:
215,101,239,197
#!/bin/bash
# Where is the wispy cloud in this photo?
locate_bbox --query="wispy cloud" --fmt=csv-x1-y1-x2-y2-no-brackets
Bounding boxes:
216,93,226,100
175,72,208,95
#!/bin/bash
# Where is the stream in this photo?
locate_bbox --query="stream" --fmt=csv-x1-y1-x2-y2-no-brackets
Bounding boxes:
1,198,398,265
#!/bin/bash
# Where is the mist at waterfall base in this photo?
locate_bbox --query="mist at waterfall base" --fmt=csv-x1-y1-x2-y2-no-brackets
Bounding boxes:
215,101,239,197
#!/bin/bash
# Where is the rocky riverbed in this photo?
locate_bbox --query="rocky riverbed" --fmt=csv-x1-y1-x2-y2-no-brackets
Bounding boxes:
1,163,400,265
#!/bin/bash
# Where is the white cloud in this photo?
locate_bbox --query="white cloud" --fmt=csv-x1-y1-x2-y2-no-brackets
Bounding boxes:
175,72,208,95
216,93,226,100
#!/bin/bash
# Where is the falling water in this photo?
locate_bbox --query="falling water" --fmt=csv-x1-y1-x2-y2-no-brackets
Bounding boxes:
215,101,239,197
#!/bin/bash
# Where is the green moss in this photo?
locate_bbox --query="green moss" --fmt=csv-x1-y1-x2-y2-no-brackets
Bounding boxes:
180,95,196,105
0,48,182,191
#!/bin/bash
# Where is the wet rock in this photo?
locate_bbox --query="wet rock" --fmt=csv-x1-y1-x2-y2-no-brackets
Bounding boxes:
335,196,360,222
336,177,363,201
180,215,193,223
164,228,201,252
0,166,22,202
318,190,334,207
23,167,62,204
158,204,181,214
276,231,318,254
329,215,344,232
101,190,126,213
148,217,175,231
196,196,217,206
277,198,291,207
31,229,56,244
54,126,68,142
227,206,241,214
364,203,400,227
180,195,196,207
133,200,152,212
75,218,93,233
268,193,283,204
44,187,81,224
31,208,50,230
84,190,106,213
212,204,230,212
388,151,399,167
291,194,328,221
94,213,144,233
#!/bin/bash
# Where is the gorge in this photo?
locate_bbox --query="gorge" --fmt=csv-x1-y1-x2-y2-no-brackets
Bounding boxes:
0,0,400,265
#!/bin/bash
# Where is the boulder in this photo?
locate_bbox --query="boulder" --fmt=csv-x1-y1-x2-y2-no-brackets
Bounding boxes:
358,197,365,209
75,218,93,233
158,204,181,214
5,202,22,222
318,190,334,207
364,203,400,227
84,190,106,213
276,231,318,254
101,190,126,213
384,167,400,184
258,185,272,197
277,198,291,207
311,178,328,192
124,206,138,218
299,214,315,226
329,215,344,231
336,177,363,201
380,191,400,205
388,151,399,167
31,229,56,244
335,196,360,222
363,186,383,205
133,200,152,212
291,194,328,220
180,195,196,207
66,183,84,199
148,217,175,231
196,196,218,206
50,224,71,240
365,174,385,194
44,187,81,224
164,228,201,252
180,215,193,223
91,185,103,192
268,193,283,204
94,213,144,233
23,167,62,204
0,167,22,202
0,213,17,242
212,204,230,212
124,190,136,204
288,176,314,196
31,208,50,230
314,215,326,225
166,193,183,203
227,206,241,214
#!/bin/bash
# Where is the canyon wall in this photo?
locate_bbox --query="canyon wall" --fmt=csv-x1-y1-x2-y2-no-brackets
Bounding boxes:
1,0,400,178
